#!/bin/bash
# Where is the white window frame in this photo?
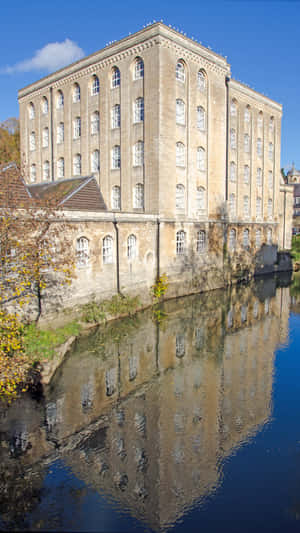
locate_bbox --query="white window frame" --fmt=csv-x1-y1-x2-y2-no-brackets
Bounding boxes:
267,228,272,245
244,107,250,123
257,167,262,187
176,142,185,167
197,230,206,253
43,161,50,181
133,183,144,209
268,142,274,161
28,102,35,119
268,198,273,218
111,104,120,129
73,84,80,103
29,131,36,151
133,141,144,167
112,186,121,210
73,117,81,139
197,70,206,91
42,97,48,115
197,147,205,171
176,184,185,210
230,100,237,117
197,106,206,131
134,58,144,80
91,150,100,172
230,129,236,150
134,97,144,123
91,112,100,135
111,67,120,88
76,237,89,267
73,154,81,176
176,230,186,255
244,165,250,184
127,234,137,259
268,170,273,189
103,236,113,264
243,229,249,248
229,193,236,217
42,127,49,148
258,113,263,129
256,197,262,219
230,161,236,182
255,229,261,248
112,145,121,169
57,122,64,144
257,138,263,157
244,133,250,153
30,164,36,183
91,75,100,96
243,195,249,217
229,229,236,251
176,61,185,83
56,90,64,109
57,158,64,179
196,186,205,211
176,99,185,125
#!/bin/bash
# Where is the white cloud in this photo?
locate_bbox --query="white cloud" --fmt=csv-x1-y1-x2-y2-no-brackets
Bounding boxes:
2,39,85,74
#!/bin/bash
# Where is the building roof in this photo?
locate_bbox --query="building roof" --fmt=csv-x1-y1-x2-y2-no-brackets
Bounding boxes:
0,164,32,208
27,176,107,211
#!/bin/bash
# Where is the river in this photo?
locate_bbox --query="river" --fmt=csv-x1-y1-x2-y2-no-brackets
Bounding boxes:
1,274,300,532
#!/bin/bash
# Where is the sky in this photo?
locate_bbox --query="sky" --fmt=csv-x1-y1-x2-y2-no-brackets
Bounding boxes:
0,0,299,169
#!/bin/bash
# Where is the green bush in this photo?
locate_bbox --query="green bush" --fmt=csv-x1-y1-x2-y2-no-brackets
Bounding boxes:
23,321,81,361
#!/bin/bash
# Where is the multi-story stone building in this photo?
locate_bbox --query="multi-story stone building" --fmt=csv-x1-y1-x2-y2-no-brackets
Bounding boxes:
17,23,293,310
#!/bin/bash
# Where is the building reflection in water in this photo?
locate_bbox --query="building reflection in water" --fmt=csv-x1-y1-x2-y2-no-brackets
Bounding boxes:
0,278,291,531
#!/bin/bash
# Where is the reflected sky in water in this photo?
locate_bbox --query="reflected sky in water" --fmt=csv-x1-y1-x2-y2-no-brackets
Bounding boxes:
1,276,300,532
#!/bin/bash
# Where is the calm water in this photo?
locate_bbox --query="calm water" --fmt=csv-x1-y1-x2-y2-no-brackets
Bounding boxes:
1,274,300,532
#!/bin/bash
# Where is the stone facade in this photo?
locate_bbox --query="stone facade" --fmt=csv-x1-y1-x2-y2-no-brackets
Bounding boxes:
17,23,293,310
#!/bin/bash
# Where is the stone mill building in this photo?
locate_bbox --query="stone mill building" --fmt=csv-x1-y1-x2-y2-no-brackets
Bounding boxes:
17,22,293,310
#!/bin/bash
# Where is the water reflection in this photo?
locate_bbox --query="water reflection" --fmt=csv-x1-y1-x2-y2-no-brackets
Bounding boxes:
0,278,292,531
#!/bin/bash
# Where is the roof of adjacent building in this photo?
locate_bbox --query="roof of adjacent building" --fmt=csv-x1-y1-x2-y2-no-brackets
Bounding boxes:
28,176,107,211
0,164,32,207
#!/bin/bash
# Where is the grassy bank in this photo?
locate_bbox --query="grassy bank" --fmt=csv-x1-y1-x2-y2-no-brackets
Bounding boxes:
291,235,300,263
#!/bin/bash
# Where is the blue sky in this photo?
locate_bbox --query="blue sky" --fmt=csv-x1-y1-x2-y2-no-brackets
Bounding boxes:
0,0,299,169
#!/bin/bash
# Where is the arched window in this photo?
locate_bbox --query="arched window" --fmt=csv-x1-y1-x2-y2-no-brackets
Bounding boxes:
91,75,99,95
176,99,185,125
244,165,250,184
257,138,262,157
176,142,185,167
103,236,113,264
133,183,144,209
30,164,36,183
197,70,206,91
197,106,206,131
244,133,250,153
244,106,250,123
28,102,35,119
76,237,89,267
29,131,36,151
267,228,272,245
176,61,185,82
73,83,80,103
229,229,236,250
229,193,236,217
268,198,273,218
257,167,262,187
111,104,120,129
127,234,137,259
56,90,64,109
42,96,48,115
176,184,185,210
134,57,144,80
112,185,121,210
133,141,144,166
269,116,274,134
243,195,249,217
91,111,100,135
176,230,186,255
196,186,205,210
230,100,237,116
73,117,81,139
256,197,262,219
57,158,64,179
255,229,261,248
268,142,274,160
42,127,49,148
243,229,249,248
267,170,273,189
73,153,81,175
230,161,236,182
112,145,121,169
91,150,100,172
197,230,206,253
57,122,64,144
43,160,50,181
134,97,144,123
230,129,236,149
111,67,120,88
197,147,205,171
258,112,263,129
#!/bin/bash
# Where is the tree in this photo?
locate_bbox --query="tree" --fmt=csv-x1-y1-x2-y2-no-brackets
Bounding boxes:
0,118,20,165
0,164,75,400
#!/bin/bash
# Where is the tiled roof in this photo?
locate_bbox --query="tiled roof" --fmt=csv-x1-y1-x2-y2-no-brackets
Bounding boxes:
0,164,32,207
28,176,107,211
